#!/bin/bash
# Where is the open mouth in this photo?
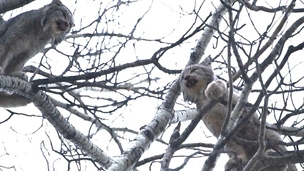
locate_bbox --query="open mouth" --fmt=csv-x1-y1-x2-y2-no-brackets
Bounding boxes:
184,75,198,88
56,21,69,31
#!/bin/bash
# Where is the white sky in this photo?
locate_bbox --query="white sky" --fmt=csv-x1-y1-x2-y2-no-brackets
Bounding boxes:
0,0,303,170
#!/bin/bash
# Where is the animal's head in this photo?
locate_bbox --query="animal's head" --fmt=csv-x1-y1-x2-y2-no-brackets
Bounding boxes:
40,0,74,45
180,57,215,102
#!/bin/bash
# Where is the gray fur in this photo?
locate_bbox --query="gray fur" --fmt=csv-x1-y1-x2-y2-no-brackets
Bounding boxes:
180,58,296,171
0,0,73,107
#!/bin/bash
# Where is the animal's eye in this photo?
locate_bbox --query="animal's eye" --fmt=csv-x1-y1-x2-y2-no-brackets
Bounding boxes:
190,68,197,73
62,11,67,18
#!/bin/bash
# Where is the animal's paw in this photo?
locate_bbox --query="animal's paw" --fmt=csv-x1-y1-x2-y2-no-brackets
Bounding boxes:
205,80,226,100
10,71,28,81
225,157,245,171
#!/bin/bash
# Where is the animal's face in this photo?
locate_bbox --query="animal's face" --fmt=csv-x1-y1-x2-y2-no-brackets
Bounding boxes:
41,1,74,45
49,6,73,33
180,59,215,102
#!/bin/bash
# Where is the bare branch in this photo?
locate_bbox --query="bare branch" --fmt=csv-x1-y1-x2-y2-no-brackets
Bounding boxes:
0,0,35,14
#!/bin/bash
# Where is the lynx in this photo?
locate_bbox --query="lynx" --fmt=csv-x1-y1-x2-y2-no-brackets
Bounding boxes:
0,0,73,107
179,57,296,171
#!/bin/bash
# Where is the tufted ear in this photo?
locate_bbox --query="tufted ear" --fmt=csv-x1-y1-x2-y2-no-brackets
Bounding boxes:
200,56,212,66
40,0,62,28
40,6,50,27
51,0,63,6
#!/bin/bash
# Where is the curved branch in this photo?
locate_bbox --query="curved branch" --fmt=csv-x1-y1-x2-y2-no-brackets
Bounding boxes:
0,0,35,14
0,76,112,169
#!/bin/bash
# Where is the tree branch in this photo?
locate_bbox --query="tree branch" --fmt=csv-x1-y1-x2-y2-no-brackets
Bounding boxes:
0,0,35,14
0,76,112,169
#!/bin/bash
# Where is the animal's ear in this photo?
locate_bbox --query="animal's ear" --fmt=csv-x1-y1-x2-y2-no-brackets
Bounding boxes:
40,6,49,27
40,0,62,28
200,56,212,66
51,0,63,6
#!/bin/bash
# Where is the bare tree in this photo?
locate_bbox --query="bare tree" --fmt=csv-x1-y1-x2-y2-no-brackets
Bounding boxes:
0,0,304,171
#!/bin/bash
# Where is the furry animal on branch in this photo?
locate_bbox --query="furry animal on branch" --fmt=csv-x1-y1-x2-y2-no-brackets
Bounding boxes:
0,0,73,107
179,57,296,171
